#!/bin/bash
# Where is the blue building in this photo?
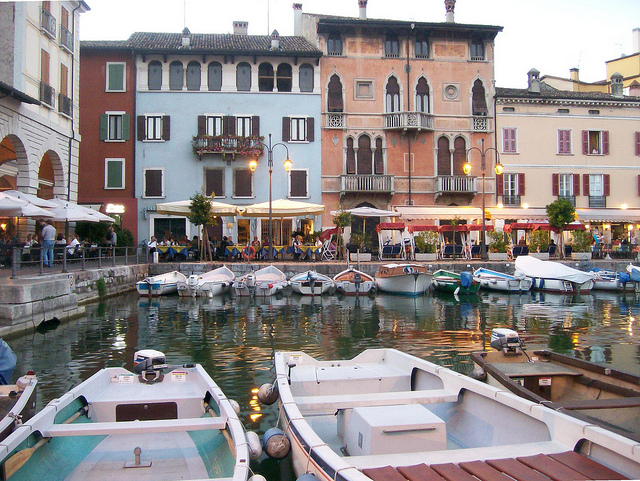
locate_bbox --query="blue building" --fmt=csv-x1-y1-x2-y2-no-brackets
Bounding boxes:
130,23,322,245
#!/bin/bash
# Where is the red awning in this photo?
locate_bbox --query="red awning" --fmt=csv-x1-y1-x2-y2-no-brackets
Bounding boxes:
320,227,340,240
376,222,405,232
407,225,439,233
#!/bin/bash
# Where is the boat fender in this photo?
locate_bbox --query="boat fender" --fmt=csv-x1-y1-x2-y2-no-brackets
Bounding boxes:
481,280,489,286
257,383,279,405
454,286,460,296
460,271,473,288
468,367,486,382
297,474,318,481
263,428,291,459
246,431,263,460
229,399,241,415
620,272,631,284
208,290,213,299
250,475,267,481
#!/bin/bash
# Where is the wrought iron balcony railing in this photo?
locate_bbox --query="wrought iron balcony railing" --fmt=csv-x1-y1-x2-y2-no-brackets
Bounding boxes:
40,7,56,38
326,113,344,129
58,93,71,116
472,116,490,131
384,111,433,131
558,195,576,206
436,175,476,194
589,195,606,208
192,135,264,158
502,195,521,207
60,25,73,52
340,174,394,194
40,82,55,108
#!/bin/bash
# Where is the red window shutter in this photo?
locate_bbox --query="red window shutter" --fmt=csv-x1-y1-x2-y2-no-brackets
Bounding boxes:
162,116,170,141
496,173,503,196
603,131,609,155
604,174,610,196
583,174,589,197
251,116,260,137
572,174,580,196
517,173,525,196
282,117,291,142
582,130,588,154
636,132,640,156
306,117,314,142
137,115,145,141
552,173,559,196
197,116,206,136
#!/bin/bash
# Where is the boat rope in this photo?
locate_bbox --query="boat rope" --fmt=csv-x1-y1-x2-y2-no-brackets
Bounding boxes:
305,442,328,473
333,466,358,481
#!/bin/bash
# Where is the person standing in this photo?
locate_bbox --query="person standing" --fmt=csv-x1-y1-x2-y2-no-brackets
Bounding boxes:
41,219,56,267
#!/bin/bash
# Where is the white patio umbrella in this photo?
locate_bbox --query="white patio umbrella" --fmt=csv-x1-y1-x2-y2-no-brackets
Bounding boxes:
156,199,238,216
240,198,325,217
1,190,58,209
0,192,55,218
48,198,115,223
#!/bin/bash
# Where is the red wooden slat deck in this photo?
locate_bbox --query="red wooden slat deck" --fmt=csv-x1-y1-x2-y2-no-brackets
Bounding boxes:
397,463,445,481
548,451,628,480
516,454,591,481
430,463,478,481
486,457,557,481
458,460,517,481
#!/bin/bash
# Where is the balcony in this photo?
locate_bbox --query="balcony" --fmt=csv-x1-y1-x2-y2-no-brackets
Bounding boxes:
40,7,56,38
472,116,490,131
39,82,55,109
502,195,521,207
58,93,71,116
589,195,606,208
558,195,576,207
436,175,476,194
340,174,394,196
326,113,344,129
60,25,73,53
384,112,434,132
192,135,264,160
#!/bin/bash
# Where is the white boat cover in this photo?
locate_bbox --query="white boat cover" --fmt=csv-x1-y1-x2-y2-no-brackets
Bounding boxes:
515,255,594,284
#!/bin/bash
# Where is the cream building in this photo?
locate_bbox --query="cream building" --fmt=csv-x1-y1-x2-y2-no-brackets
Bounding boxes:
495,69,640,244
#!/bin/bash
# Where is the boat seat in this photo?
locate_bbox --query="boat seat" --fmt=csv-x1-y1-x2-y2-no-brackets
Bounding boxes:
516,453,598,481
363,466,411,481
397,463,445,481
458,461,514,481
486,457,558,481
548,451,628,480
42,416,226,437
431,463,477,481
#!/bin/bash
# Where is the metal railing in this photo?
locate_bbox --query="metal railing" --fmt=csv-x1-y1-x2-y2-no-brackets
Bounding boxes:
340,174,394,194
326,113,344,129
436,175,476,193
40,82,55,108
58,93,72,116
502,195,521,207
40,7,56,38
558,195,576,206
192,135,264,157
589,195,606,208
384,112,433,130
60,25,73,52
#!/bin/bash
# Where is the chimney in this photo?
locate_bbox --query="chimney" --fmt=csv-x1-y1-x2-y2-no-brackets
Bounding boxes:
611,72,624,97
181,27,191,47
358,0,367,19
293,3,302,36
271,30,280,50
570,68,579,82
629,80,640,97
445,0,456,23
527,68,541,93
634,28,640,53
233,21,248,35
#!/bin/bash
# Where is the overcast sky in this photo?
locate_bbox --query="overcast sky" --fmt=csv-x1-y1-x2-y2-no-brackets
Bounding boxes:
78,0,640,88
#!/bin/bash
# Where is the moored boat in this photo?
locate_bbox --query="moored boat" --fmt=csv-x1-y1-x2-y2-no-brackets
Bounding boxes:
289,270,333,296
471,328,640,441
234,265,287,297
333,267,375,295
0,349,255,481
375,263,432,295
626,263,640,292
432,269,479,294
0,340,37,442
474,267,532,293
136,270,187,296
268,348,640,481
178,265,235,297
589,267,632,291
515,255,595,293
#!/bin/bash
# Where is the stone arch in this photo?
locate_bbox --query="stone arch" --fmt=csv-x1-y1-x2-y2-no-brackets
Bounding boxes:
470,77,489,116
37,149,66,199
0,133,39,193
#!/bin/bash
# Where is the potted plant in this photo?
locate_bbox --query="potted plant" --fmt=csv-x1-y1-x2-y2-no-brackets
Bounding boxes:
528,230,550,259
569,229,593,260
349,232,372,262
488,230,510,261
414,231,439,261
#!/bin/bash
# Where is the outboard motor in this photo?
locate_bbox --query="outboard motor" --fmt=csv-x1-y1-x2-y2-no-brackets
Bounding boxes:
246,273,257,288
307,271,316,294
188,275,199,296
133,349,168,383
353,272,362,292
490,328,522,354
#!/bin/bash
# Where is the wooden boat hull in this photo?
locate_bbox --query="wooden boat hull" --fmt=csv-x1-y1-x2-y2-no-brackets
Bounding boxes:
136,270,187,296
472,349,640,441
290,271,333,296
333,268,375,295
375,264,432,295
274,349,640,481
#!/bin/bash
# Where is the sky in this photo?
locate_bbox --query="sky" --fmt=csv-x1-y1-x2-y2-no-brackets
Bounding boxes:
78,0,640,88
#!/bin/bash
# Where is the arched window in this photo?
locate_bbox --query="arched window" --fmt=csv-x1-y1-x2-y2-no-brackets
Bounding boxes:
299,64,314,92
236,62,251,91
169,61,183,90
208,62,222,91
327,33,342,56
276,63,292,92
328,74,343,112
357,135,373,174
385,76,400,113
148,60,162,90
374,138,384,175
472,79,488,116
258,63,274,91
415,36,429,58
416,77,430,113
453,137,467,175
385,34,399,57
437,136,451,176
346,137,356,174
186,61,201,91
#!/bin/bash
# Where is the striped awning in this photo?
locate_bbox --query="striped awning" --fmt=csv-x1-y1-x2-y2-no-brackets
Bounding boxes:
575,208,640,223
395,206,483,220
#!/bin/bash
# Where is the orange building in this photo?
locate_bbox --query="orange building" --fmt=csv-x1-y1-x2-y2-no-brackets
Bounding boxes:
297,0,502,229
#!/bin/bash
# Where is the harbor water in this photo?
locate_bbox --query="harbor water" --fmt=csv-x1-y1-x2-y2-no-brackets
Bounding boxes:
7,289,640,438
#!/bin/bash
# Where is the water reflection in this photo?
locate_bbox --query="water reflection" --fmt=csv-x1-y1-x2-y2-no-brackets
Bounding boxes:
7,289,640,435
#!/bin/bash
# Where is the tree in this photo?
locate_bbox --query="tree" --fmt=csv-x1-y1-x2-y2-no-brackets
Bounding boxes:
546,198,575,259
188,191,218,261
332,210,352,261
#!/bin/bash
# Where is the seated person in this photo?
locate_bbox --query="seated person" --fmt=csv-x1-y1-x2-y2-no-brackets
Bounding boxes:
67,234,81,257
292,235,303,261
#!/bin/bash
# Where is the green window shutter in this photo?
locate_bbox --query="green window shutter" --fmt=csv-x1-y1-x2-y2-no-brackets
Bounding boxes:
122,114,130,141
100,114,108,140
108,64,124,91
106,160,123,188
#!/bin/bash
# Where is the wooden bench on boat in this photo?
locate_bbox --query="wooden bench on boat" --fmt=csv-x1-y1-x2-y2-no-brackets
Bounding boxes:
361,451,628,481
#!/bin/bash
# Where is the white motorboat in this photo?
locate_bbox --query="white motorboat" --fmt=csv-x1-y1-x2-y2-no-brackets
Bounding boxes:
515,255,595,293
136,270,188,296
375,263,432,295
474,267,532,293
589,267,632,291
0,349,255,481
289,270,333,296
234,265,287,297
178,265,235,297
0,340,37,442
626,264,640,292
266,348,640,481
333,267,375,295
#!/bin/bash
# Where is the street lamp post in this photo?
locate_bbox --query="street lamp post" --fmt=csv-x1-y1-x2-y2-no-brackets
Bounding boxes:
249,134,292,261
464,138,502,260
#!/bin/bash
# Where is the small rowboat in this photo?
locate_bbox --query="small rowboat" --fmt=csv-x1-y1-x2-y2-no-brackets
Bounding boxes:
333,267,375,295
136,270,187,296
589,267,632,291
289,270,333,296
177,265,235,297
432,269,480,294
375,263,432,295
234,265,287,297
474,267,532,293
